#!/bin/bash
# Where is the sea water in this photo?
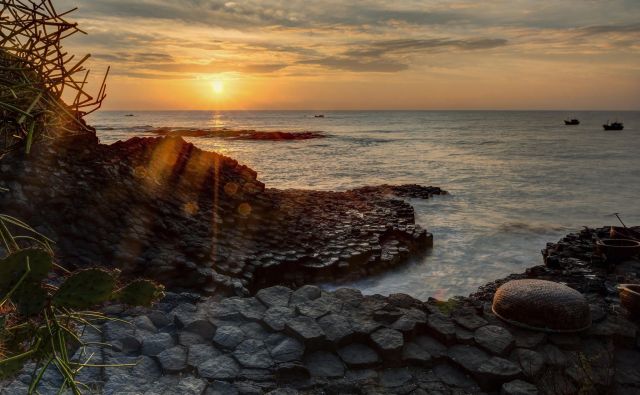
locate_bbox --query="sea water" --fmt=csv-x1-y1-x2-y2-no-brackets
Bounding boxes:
88,110,640,299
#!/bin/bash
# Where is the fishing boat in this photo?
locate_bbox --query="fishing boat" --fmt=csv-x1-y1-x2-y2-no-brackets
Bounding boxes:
603,121,624,131
564,119,580,125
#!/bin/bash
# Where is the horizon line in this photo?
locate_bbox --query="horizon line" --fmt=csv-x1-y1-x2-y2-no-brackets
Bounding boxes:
96,108,640,113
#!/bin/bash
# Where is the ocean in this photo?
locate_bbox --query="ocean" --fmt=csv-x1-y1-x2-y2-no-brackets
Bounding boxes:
87,110,640,299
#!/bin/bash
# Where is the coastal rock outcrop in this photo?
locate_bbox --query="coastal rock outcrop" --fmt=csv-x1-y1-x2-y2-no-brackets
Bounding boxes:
0,133,445,296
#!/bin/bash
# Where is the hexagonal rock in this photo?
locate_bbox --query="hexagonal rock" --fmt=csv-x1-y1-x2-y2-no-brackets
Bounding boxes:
187,344,220,368
269,336,305,363
142,332,175,357
337,343,380,368
296,295,342,319
391,308,427,334
333,288,364,307
512,348,544,378
427,313,457,344
447,345,490,375
513,329,546,349
414,335,447,360
402,342,432,366
290,285,322,305
172,305,215,339
452,309,488,331
284,316,325,348
380,368,412,388
256,286,292,308
540,344,568,367
476,357,522,390
370,328,404,359
304,351,345,378
317,314,355,345
198,355,240,380
501,379,539,395
474,325,514,356
175,376,207,395
213,326,245,349
156,346,187,373
433,363,480,390
263,306,296,331
233,339,274,369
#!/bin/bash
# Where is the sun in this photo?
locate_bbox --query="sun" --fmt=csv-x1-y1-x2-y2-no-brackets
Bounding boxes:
212,80,224,94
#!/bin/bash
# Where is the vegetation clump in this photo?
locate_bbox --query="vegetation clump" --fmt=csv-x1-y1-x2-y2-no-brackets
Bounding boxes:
0,214,164,394
0,0,108,155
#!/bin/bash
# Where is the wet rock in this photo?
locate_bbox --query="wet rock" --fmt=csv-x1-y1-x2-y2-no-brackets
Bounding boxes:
474,325,514,356
337,343,380,368
304,351,345,378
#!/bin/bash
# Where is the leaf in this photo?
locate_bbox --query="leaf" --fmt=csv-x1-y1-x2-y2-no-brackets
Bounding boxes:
52,268,116,309
115,279,165,307
12,282,46,316
0,249,52,298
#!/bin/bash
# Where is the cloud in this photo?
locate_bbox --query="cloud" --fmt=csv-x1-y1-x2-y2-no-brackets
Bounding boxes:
298,57,408,72
344,38,508,58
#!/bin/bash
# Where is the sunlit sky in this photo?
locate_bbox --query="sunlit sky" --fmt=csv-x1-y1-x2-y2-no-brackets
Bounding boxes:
59,0,640,111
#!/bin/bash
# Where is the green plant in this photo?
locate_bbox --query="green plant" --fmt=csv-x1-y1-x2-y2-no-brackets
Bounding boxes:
0,215,165,394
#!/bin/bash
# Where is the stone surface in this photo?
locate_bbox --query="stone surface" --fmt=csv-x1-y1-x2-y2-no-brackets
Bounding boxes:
304,351,345,378
284,316,325,348
213,326,245,349
156,346,187,373
198,355,240,380
337,343,381,368
370,328,404,358
501,379,539,395
233,340,274,369
474,325,514,356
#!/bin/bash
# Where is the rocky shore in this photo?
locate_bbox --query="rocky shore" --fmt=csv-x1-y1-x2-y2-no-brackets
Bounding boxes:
0,133,444,297
149,128,325,140
4,227,639,395
1,133,639,394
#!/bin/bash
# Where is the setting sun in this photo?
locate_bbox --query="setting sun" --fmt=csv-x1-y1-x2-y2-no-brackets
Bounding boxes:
212,80,224,95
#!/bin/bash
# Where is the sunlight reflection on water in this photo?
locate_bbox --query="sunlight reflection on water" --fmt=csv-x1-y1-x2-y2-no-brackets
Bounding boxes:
89,110,640,298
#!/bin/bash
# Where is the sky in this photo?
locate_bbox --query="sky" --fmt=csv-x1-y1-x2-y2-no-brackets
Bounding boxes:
57,0,640,111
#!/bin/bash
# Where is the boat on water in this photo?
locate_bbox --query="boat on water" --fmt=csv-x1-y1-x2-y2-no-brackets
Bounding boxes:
564,119,580,125
314,114,325,118
603,121,624,131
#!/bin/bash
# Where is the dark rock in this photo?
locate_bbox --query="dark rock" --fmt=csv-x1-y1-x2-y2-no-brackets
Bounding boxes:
156,346,187,373
433,363,480,390
501,379,539,395
187,344,220,368
370,328,404,359
380,368,412,388
304,351,345,378
233,339,274,369
414,336,447,360
198,355,240,380
512,330,546,349
402,342,432,366
268,336,305,363
256,286,292,308
447,345,489,375
213,326,245,349
512,348,544,378
275,362,310,383
263,306,296,332
290,285,322,305
337,343,380,368
284,316,325,348
427,313,456,344
317,314,355,345
476,357,522,389
142,332,175,357
452,309,488,331
474,325,514,356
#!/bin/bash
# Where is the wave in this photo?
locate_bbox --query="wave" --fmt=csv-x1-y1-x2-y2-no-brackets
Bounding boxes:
498,221,569,235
